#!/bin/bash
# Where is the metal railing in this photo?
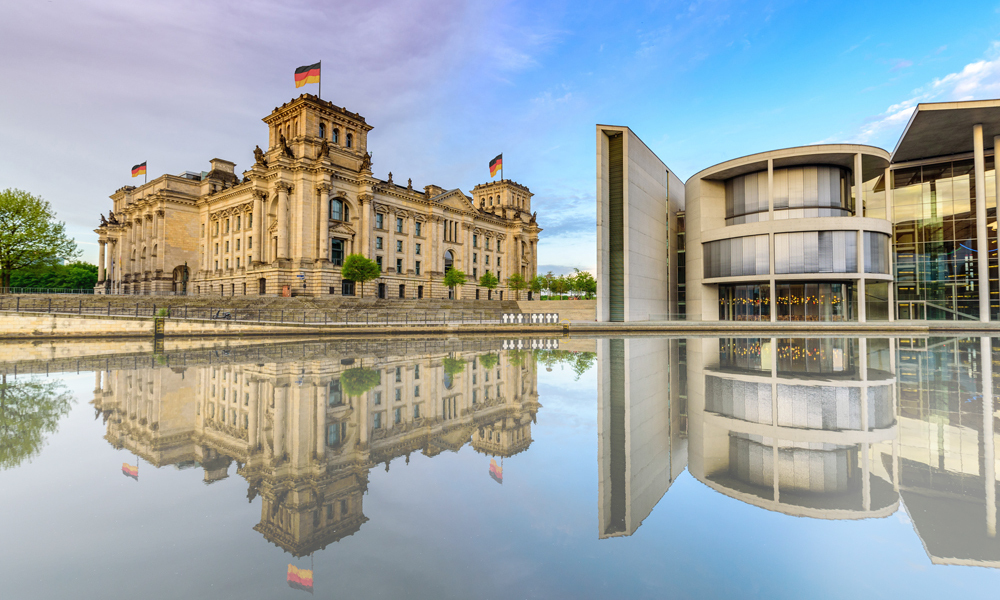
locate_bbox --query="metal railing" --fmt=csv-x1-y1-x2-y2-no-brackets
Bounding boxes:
0,297,561,327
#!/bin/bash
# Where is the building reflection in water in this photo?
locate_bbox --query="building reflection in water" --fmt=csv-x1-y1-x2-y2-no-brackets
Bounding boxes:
91,340,543,557
600,335,1000,568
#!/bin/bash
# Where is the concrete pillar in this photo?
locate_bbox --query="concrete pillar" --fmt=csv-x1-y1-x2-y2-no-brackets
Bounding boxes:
975,124,990,322
983,337,996,537
277,183,290,260
858,230,867,324
359,195,371,258
318,184,330,262
884,167,895,321
98,241,106,282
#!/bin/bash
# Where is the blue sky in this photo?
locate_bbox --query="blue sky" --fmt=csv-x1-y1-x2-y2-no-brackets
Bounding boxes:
3,0,1000,274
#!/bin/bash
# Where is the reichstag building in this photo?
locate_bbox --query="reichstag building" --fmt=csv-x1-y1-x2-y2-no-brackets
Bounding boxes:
94,94,541,299
597,99,1000,323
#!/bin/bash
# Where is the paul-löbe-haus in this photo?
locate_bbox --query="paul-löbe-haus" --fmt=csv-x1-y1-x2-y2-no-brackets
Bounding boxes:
94,94,541,299
598,99,1000,323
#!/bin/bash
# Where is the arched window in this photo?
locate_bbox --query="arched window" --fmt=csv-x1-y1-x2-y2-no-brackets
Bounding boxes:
489,196,493,206
319,123,326,139
330,199,348,222
332,128,339,144
346,133,353,148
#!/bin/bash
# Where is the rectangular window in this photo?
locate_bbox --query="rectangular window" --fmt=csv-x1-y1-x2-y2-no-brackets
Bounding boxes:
394,388,402,402
414,365,420,379
236,257,240,268
236,216,241,230
225,259,229,269
236,239,240,251
247,214,252,228
415,243,421,255
214,260,218,270
330,239,344,266
396,258,403,273
396,217,403,233
214,243,218,255
413,405,420,418
485,255,490,266
394,408,401,424
486,238,490,250
373,391,382,405
376,214,384,229
214,222,218,235
376,237,383,250
373,412,382,429
414,385,420,397
225,241,229,252
415,222,422,236
225,219,229,233
395,367,401,383
376,256,383,270
474,253,478,263
415,261,421,275
396,240,403,252
474,234,478,247
473,268,478,279
248,236,252,249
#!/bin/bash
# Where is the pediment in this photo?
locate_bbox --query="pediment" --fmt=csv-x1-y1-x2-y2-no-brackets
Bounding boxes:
433,190,475,213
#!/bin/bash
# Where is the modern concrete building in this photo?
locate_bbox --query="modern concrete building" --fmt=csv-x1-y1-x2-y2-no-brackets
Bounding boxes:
95,94,541,299
597,99,1000,322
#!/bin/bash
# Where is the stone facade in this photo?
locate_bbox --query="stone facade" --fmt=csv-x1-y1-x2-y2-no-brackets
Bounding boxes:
95,94,541,299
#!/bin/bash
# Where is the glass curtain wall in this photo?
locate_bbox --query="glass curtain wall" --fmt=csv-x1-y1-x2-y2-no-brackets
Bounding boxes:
775,282,854,321
774,231,859,274
719,284,770,321
892,158,996,320
718,338,858,375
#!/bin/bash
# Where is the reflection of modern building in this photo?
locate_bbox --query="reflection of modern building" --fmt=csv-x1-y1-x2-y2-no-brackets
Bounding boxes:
92,344,540,556
598,100,1000,322
687,337,899,520
599,334,1000,569
597,338,687,537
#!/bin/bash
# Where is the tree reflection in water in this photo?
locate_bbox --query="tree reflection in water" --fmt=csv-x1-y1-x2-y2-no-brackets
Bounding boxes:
0,374,73,470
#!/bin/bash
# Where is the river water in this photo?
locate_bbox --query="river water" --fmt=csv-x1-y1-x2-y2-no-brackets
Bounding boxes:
1,335,999,599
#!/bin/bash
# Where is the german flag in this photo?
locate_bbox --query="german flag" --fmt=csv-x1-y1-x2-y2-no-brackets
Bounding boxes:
294,62,321,88
489,458,503,484
122,462,138,481
287,564,314,593
489,154,502,178
131,162,146,178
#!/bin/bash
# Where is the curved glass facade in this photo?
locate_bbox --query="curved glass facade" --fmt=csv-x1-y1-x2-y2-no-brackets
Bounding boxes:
720,282,857,321
774,231,858,274
703,235,769,278
726,166,854,225
719,338,858,374
719,284,770,320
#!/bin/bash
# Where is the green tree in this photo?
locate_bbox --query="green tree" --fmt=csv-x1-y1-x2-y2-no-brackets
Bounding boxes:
443,356,466,376
529,275,545,297
0,189,80,289
444,268,467,297
507,273,528,300
11,261,98,290
340,367,381,397
0,374,74,471
543,271,556,297
479,352,499,370
573,269,597,299
551,274,570,298
479,271,499,293
341,253,381,298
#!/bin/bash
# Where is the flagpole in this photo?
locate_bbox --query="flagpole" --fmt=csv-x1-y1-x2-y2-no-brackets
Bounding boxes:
318,61,321,100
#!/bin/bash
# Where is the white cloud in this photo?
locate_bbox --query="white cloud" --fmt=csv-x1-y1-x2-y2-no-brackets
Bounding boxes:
853,41,1000,145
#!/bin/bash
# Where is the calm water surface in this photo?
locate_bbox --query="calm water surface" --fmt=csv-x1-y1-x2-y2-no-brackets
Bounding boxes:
1,335,1000,599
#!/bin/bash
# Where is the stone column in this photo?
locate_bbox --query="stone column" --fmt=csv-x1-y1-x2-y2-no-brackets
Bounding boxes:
252,192,263,264
98,241,106,282
317,382,327,459
359,195,371,258
248,380,259,450
274,384,286,460
276,182,290,260
975,124,990,322
318,184,331,262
